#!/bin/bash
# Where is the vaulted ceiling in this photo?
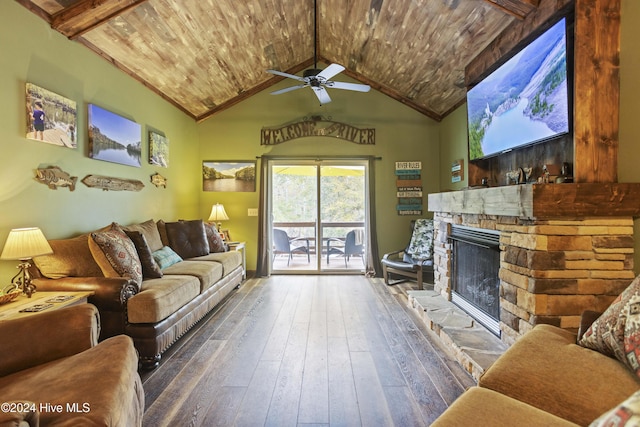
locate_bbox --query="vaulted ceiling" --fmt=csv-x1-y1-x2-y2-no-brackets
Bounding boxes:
17,0,542,123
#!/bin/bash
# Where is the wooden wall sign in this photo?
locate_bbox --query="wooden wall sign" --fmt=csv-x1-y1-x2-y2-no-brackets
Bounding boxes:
396,161,422,216
261,116,375,145
82,175,144,191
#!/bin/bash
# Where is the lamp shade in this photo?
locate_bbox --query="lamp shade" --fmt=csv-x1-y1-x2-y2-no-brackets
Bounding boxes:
208,204,230,222
1,227,53,260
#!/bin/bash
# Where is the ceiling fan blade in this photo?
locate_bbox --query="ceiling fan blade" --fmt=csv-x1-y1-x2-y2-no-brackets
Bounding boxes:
312,86,332,105
325,81,371,92
270,85,307,95
266,69,305,82
317,63,345,81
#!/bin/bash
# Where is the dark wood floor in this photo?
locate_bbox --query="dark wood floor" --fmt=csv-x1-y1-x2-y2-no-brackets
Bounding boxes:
141,275,475,426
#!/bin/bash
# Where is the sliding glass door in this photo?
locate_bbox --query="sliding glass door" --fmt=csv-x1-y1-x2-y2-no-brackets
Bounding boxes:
269,159,368,274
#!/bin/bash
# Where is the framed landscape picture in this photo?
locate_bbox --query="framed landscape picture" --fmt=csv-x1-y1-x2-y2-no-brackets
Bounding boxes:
88,104,141,167
26,83,77,149
203,161,256,192
149,131,169,167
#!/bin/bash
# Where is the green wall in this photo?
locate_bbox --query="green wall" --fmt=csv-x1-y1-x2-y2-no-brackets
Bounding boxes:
197,75,440,270
0,3,199,279
0,2,439,277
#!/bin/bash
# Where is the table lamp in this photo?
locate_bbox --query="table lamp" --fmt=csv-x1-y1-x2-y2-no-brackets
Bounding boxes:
208,203,229,229
1,227,53,297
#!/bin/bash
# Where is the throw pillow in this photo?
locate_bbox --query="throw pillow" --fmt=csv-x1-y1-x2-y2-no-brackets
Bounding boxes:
406,219,434,261
152,246,183,269
579,275,640,377
124,230,163,279
33,233,104,279
204,222,228,253
164,219,210,259
122,219,164,252
590,390,640,427
90,223,143,286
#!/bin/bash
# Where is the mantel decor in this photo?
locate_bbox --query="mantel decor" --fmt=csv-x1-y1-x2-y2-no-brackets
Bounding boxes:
261,115,375,145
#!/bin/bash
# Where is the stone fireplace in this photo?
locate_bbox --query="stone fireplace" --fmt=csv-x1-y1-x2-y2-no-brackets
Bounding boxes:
428,184,640,345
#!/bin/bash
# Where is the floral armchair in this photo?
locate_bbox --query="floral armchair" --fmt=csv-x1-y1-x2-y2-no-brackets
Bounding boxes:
381,219,434,289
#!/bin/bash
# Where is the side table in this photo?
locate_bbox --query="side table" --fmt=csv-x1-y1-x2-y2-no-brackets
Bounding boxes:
0,291,94,321
227,241,246,279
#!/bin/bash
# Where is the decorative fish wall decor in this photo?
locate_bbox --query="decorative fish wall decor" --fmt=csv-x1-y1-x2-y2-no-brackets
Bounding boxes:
35,166,77,191
150,172,167,188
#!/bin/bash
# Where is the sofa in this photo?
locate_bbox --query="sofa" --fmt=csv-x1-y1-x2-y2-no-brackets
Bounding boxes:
0,304,144,426
432,274,640,426
28,219,243,369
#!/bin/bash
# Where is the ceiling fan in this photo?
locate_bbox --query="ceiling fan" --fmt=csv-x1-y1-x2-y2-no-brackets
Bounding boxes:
266,0,371,105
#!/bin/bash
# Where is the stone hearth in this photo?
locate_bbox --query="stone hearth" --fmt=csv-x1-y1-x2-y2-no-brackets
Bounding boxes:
428,184,640,345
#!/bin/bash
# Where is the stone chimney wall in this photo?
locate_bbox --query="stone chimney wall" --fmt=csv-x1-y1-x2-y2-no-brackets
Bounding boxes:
433,212,635,345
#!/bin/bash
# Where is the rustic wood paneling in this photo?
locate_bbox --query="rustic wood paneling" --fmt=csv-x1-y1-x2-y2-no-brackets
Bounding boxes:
17,0,514,120
573,0,621,183
484,0,540,19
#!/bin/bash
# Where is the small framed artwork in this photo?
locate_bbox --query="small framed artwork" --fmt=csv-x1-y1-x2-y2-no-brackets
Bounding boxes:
203,161,256,192
149,131,169,167
88,104,142,167
26,83,77,149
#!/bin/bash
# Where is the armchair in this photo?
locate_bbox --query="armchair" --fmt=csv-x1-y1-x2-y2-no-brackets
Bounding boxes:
381,219,434,289
273,228,310,265
0,304,144,426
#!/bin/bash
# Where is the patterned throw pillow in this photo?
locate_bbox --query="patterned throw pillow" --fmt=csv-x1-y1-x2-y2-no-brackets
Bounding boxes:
152,246,183,269
203,222,228,253
590,390,640,427
90,224,143,286
124,230,163,279
406,219,434,261
579,275,640,377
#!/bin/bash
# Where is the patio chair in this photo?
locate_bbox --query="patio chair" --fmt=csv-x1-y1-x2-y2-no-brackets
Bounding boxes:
381,219,434,289
273,228,310,266
326,229,364,267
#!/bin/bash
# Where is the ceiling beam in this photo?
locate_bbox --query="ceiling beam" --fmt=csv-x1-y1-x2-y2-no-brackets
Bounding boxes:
51,0,148,39
483,0,540,19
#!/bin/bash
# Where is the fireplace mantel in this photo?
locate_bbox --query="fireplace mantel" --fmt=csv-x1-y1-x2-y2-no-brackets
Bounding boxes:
428,183,640,219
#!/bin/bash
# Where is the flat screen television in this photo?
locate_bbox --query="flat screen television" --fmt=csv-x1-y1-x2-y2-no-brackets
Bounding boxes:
467,18,570,161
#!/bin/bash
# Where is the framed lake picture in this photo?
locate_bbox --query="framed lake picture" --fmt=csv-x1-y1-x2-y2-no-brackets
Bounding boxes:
26,83,77,149
203,161,256,192
149,131,169,167
88,104,141,167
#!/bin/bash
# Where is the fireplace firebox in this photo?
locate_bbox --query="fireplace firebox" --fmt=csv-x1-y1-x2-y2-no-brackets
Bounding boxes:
450,225,501,336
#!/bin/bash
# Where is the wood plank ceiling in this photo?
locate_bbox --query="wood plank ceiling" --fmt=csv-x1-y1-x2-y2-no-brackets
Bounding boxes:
16,0,538,123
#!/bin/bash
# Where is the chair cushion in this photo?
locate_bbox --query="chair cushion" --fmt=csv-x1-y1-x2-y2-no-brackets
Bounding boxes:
122,219,164,252
190,251,242,276
89,223,143,286
203,222,228,253
164,220,210,259
127,275,200,323
480,324,640,426
0,335,143,426
406,218,434,261
124,230,163,279
33,233,104,279
152,246,183,270
431,387,578,427
579,274,640,378
162,260,223,292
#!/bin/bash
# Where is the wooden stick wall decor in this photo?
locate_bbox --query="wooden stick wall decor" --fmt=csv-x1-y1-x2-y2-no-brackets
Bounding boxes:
82,175,144,191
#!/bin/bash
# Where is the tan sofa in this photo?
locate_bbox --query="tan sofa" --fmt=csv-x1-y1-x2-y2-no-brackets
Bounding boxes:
29,219,243,369
432,313,640,426
0,304,144,426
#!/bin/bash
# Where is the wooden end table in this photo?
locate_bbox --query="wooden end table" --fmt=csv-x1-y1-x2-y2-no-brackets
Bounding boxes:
0,291,94,321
